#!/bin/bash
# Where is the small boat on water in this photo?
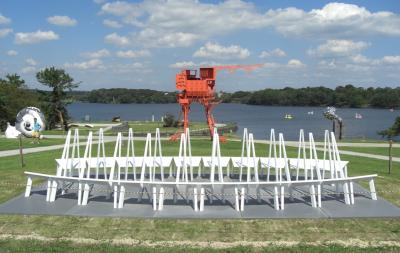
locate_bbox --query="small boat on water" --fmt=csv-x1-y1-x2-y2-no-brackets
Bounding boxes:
355,113,363,119
307,111,314,115
284,114,293,120
390,108,394,112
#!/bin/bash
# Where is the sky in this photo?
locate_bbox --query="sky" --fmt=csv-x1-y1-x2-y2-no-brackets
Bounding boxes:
0,0,400,92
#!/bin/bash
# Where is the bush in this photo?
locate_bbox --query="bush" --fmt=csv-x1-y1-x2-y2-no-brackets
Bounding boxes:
163,113,175,127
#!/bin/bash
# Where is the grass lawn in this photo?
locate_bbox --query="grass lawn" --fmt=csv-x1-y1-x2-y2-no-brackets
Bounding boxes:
337,138,388,144
0,138,399,252
42,126,104,136
339,146,400,157
128,121,209,134
40,121,236,137
0,137,66,151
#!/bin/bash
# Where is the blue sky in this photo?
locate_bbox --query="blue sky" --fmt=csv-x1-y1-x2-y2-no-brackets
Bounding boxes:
1,0,400,91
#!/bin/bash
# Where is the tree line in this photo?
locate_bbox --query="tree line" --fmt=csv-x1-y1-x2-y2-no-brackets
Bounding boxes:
220,85,400,108
73,85,400,108
79,88,177,104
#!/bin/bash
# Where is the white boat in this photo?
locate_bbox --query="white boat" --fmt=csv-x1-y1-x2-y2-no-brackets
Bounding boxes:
284,114,293,120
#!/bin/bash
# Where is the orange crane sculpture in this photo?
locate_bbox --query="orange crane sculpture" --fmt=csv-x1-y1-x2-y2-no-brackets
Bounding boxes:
173,64,263,140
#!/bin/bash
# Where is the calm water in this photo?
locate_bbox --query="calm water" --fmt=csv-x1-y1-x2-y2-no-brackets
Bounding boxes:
68,103,398,140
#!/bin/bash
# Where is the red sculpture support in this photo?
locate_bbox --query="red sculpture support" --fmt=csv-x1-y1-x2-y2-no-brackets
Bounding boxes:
173,64,263,140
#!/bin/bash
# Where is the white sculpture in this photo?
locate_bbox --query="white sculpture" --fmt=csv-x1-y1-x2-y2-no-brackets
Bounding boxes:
5,122,21,138
15,107,46,138
23,128,379,213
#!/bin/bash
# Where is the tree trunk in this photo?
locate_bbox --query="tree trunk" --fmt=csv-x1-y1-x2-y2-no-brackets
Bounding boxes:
332,120,335,135
19,135,24,168
389,139,393,174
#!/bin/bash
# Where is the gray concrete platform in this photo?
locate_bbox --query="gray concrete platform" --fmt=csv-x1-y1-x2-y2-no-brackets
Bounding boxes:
0,182,399,219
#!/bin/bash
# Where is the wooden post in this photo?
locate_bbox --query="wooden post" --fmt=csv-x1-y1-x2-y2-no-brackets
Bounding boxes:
19,135,25,168
339,121,343,140
388,139,393,174
332,120,336,136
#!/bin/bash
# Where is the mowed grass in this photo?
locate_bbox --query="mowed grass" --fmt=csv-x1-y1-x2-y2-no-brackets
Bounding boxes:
0,138,399,251
0,137,65,151
128,121,209,134
339,146,400,157
40,121,212,136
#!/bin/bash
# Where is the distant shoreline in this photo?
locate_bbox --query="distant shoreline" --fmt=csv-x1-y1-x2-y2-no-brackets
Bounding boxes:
63,85,399,109
69,101,396,110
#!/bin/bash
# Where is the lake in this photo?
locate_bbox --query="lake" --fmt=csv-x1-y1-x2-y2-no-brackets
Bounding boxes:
68,103,398,140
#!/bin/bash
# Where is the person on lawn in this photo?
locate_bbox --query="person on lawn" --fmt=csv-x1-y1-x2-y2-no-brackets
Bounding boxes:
32,118,41,144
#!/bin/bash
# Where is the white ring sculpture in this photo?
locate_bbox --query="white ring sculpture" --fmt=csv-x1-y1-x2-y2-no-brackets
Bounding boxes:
16,107,45,137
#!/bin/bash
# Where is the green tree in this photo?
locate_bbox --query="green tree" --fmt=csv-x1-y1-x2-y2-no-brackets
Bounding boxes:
378,117,400,174
36,67,79,130
0,74,40,131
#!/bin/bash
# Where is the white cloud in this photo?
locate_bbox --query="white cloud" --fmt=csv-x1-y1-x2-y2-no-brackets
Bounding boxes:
309,40,369,57
82,49,110,58
116,49,150,58
259,48,286,58
26,58,37,66
344,63,371,72
267,2,400,37
64,59,104,70
21,66,36,74
100,0,267,47
322,53,400,70
259,51,270,58
103,19,123,28
104,33,130,46
47,15,77,26
98,1,400,48
381,56,400,64
317,51,400,78
6,50,18,56
193,42,250,59
15,30,59,44
100,1,143,23
350,54,373,64
287,59,305,68
0,28,12,38
134,28,199,48
112,62,146,73
0,14,11,25
169,61,197,69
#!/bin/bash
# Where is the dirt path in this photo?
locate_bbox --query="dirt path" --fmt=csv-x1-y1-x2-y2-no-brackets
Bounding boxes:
0,234,399,249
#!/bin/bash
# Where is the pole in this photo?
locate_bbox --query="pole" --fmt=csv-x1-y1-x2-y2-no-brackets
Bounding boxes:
19,135,25,168
332,120,336,137
388,139,393,174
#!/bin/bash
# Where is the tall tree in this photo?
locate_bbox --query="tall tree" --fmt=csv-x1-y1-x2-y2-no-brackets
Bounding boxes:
379,117,400,174
5,73,26,88
36,67,79,130
0,74,39,131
